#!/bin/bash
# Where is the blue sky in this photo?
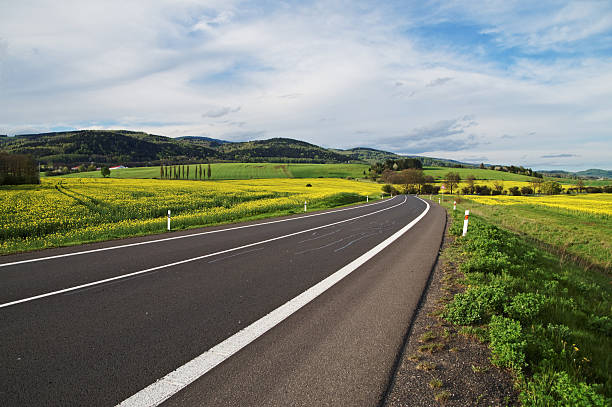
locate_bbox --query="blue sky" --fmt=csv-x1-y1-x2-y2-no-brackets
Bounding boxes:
1,0,611,171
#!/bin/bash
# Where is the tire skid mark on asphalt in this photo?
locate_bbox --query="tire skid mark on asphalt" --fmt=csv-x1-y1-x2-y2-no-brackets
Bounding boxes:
334,230,383,252
207,247,265,264
294,232,364,255
297,228,342,244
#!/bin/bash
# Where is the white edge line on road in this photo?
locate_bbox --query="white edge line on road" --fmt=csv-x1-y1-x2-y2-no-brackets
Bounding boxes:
117,197,430,407
0,197,391,268
0,197,409,309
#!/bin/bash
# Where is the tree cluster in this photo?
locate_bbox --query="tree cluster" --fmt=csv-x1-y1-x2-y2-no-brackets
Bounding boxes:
0,153,40,185
369,158,423,179
483,163,542,178
380,168,437,194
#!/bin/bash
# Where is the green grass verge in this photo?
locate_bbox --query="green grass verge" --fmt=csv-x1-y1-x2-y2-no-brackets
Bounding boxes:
454,197,611,271
440,203,611,405
59,163,370,180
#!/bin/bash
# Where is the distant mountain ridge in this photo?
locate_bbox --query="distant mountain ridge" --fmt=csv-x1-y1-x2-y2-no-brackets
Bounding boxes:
3,130,607,177
0,130,466,167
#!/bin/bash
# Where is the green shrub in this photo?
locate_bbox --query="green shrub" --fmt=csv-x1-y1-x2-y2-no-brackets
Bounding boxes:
504,292,547,322
522,370,609,406
445,283,507,325
489,315,526,370
460,251,511,274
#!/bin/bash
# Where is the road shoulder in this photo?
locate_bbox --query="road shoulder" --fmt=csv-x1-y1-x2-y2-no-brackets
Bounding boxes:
384,206,519,406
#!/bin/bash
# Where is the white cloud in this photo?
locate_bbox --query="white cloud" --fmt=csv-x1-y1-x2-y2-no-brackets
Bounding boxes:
0,1,611,170
202,106,241,118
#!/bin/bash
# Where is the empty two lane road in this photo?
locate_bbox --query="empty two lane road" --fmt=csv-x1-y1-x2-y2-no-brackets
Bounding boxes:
0,196,445,406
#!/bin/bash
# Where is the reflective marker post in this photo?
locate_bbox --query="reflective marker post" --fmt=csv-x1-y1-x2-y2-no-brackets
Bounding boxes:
167,210,171,231
462,210,470,236
453,200,457,211
304,201,307,212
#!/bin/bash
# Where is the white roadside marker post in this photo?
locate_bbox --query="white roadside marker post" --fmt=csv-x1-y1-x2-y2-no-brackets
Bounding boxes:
453,200,457,211
367,195,369,202
462,210,470,236
167,209,171,231
304,201,307,212
438,197,441,204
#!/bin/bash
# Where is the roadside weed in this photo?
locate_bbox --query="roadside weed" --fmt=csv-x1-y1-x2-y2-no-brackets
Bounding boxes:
442,208,611,404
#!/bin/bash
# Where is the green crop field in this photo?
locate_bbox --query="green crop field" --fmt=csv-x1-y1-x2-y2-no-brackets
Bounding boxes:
455,194,612,270
544,177,611,187
60,163,370,180
423,167,607,186
434,194,611,405
423,167,539,182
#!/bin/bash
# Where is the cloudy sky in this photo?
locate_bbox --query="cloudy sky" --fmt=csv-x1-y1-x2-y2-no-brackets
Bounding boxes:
1,1,611,171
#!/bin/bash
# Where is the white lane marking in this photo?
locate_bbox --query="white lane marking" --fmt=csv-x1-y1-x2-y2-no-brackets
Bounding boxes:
0,197,408,309
117,197,430,407
0,197,391,268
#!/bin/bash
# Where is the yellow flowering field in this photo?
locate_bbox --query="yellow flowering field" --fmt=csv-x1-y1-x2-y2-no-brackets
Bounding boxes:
0,178,384,254
466,194,612,216
456,180,532,190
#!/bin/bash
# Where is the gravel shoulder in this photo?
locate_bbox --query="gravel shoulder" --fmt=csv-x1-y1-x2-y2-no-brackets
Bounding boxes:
383,209,519,406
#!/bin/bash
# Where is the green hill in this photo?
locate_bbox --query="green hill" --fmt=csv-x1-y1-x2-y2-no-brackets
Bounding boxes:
576,169,612,179
334,147,472,167
0,130,219,165
3,130,606,181
1,132,351,165
1,130,478,168
217,138,351,163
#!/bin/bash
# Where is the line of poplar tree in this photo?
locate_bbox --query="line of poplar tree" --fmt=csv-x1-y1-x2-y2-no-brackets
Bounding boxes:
159,164,212,180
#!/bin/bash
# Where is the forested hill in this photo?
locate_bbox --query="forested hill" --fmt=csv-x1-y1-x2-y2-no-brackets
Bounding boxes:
217,138,350,163
0,130,220,165
333,147,470,166
0,130,465,167
539,169,612,179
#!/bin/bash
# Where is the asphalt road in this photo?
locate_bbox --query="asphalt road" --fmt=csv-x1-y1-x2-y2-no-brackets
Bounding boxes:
0,195,445,406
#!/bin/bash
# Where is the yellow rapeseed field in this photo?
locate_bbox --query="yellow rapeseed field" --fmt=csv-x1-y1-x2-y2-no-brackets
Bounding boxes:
0,177,385,254
466,194,612,216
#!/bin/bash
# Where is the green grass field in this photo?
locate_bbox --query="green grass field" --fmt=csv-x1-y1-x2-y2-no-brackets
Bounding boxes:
544,177,611,187
423,167,607,186
423,167,536,182
453,195,611,270
438,201,611,405
60,163,370,180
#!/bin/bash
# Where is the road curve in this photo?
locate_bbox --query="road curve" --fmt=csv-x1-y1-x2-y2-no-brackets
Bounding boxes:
0,196,445,406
